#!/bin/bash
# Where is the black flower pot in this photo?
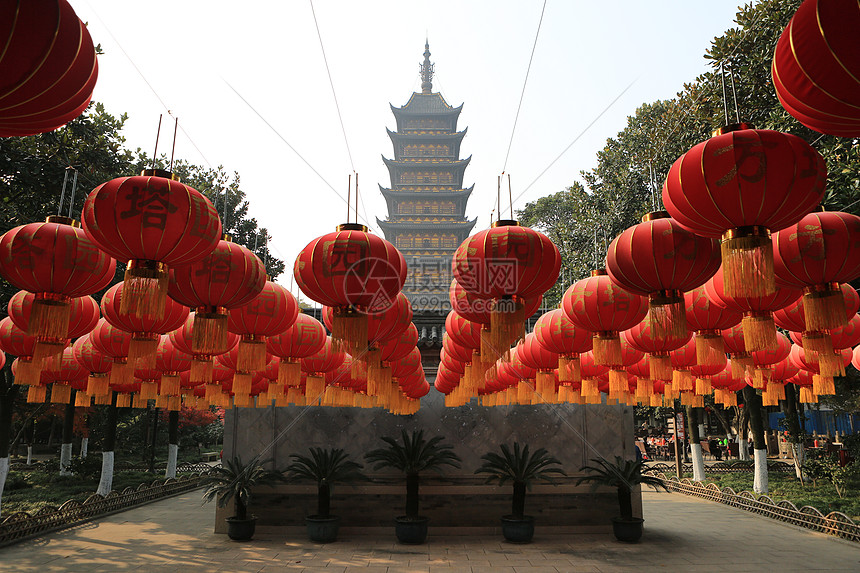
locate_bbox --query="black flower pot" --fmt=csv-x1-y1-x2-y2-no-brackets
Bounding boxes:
611,517,644,542
226,516,257,541
501,515,534,543
395,516,429,544
306,515,341,543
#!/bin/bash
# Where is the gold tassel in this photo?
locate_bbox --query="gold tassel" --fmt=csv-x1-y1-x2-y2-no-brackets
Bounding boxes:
121,261,168,320
168,396,181,411
568,388,583,404
818,352,847,377
692,394,704,408
636,378,654,400
730,354,753,379
559,355,581,383
593,333,621,366
812,374,835,396
609,369,627,394
742,313,778,352
803,284,847,332
305,375,326,405
160,374,180,396
558,385,569,402
331,307,368,357
237,336,268,371
752,368,771,390
192,308,229,355
351,357,368,382
139,381,158,400
233,394,252,408
536,370,556,402
585,392,602,404
581,378,599,398
673,369,693,392
287,387,304,406
649,393,662,407
27,385,47,404
648,353,673,381
27,294,71,339
490,298,526,358
33,338,67,364
720,227,775,298
154,395,169,408
87,373,110,396
110,359,134,386
695,377,712,395
116,394,131,408
278,359,302,387
232,372,252,396
132,394,147,409
49,384,70,404
799,387,817,403
696,331,727,366
802,331,833,355
129,334,159,368
14,359,41,386
190,356,214,385
648,292,687,341
93,392,111,405
516,380,533,404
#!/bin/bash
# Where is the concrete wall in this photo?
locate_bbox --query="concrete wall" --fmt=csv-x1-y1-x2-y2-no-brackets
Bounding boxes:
217,388,639,534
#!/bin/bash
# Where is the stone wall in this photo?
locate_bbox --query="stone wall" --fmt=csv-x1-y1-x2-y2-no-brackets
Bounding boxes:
217,388,639,534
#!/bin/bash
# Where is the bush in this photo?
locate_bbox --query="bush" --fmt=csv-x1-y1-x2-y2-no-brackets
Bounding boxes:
4,471,32,491
65,455,103,479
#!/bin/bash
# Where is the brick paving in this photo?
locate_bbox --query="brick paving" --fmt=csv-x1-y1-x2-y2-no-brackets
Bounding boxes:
1,490,859,572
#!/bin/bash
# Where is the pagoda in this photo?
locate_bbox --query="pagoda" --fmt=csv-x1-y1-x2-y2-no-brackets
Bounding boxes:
377,42,476,351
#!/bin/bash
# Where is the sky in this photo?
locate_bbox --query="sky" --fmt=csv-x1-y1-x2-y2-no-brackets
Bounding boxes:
70,1,746,289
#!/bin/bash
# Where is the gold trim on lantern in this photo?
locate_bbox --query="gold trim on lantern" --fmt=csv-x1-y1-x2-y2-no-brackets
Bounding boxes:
140,168,180,181
712,122,753,136
491,219,519,228
45,215,78,227
641,211,670,222
336,223,368,232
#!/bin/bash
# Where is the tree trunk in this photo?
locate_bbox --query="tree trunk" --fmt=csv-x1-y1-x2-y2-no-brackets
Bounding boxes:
0,362,19,518
149,407,158,474
47,414,57,447
26,417,34,465
405,473,420,518
235,496,247,520
60,389,76,475
97,392,118,497
165,410,179,479
80,437,88,459
744,386,768,494
318,482,330,517
687,406,705,482
738,400,751,461
783,384,806,481
712,404,733,441
512,481,527,519
618,486,633,520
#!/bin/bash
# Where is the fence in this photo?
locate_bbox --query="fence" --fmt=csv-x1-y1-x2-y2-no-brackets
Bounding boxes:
646,470,860,543
646,460,795,474
0,470,214,547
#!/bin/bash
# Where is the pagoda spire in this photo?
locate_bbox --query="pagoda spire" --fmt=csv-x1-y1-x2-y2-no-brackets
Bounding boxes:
419,40,434,94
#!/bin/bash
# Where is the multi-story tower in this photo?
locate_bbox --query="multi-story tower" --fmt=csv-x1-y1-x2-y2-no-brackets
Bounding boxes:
377,43,476,353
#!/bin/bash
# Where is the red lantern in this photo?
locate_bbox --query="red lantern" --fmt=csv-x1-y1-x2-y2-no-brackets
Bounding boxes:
662,126,826,298
774,284,859,355
8,290,100,362
518,332,559,401
772,0,860,137
0,0,98,136
578,351,610,400
789,344,851,395
228,280,298,371
169,312,240,386
89,318,133,386
750,332,792,389
533,308,593,383
381,323,419,363
722,324,753,379
169,239,266,355
266,313,327,388
669,338,699,393
773,211,860,331
101,282,189,368
0,216,115,340
452,221,560,355
685,285,743,366
790,313,860,377
72,334,113,397
623,318,691,382
216,345,275,397
705,267,802,352
607,212,721,339
562,269,648,366
0,317,39,385
294,223,406,355
300,337,346,404
445,311,482,351
155,336,192,397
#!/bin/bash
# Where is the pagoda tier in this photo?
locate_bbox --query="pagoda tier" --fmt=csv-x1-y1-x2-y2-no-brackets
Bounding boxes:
382,156,471,190
387,128,468,160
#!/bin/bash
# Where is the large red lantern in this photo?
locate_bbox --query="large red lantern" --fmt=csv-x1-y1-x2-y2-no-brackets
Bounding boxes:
228,280,298,371
101,282,189,368
9,290,100,362
623,317,691,382
0,216,115,339
72,334,113,398
89,318,133,386
773,284,859,355
773,211,860,331
83,171,222,319
155,336,192,397
685,285,743,366
0,317,38,385
300,337,345,404
169,239,266,355
705,267,802,352
772,0,860,137
517,332,560,401
170,313,239,386
0,0,98,136
533,308,593,383
750,332,792,389
452,221,560,355
294,224,406,356
607,212,721,339
266,313,327,388
790,313,860,377
562,269,648,366
662,126,826,298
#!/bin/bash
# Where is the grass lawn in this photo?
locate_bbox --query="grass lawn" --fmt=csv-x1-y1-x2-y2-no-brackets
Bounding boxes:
683,471,860,521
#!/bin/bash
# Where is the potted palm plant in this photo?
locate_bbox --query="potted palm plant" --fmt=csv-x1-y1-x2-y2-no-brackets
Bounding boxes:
365,429,461,544
285,447,367,543
475,442,565,543
201,454,285,541
575,455,666,542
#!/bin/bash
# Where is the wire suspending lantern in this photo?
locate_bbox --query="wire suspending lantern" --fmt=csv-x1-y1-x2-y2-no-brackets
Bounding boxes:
662,125,827,299
772,0,860,137
607,211,721,340
0,216,115,342
0,0,99,136
452,221,560,360
83,168,222,320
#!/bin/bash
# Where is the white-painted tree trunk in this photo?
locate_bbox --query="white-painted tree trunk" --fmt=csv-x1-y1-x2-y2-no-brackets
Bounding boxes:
698,423,706,439
26,445,32,466
690,443,706,482
792,443,806,480
753,449,769,494
0,457,9,518
738,436,751,461
97,451,114,496
59,443,73,475
165,444,178,479
80,438,88,458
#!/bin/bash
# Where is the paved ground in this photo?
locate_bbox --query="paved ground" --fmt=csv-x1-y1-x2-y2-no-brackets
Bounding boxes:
1,490,859,572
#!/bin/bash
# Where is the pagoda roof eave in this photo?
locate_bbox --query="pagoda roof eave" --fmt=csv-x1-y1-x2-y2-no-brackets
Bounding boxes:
389,93,463,116
386,128,467,141
377,218,478,232
381,155,472,169
379,184,474,198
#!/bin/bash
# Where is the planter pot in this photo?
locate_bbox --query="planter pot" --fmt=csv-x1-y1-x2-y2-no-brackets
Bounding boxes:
226,516,257,541
395,516,429,544
306,515,341,543
611,517,644,542
501,515,535,543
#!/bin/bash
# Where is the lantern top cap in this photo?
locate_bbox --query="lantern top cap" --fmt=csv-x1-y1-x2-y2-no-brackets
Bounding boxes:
45,215,78,227
492,219,519,228
712,122,754,137
591,269,607,277
642,211,670,223
337,223,368,232
141,168,180,181
222,234,232,242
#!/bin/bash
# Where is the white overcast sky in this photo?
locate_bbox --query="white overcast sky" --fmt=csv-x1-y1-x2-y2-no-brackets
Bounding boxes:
71,1,745,288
